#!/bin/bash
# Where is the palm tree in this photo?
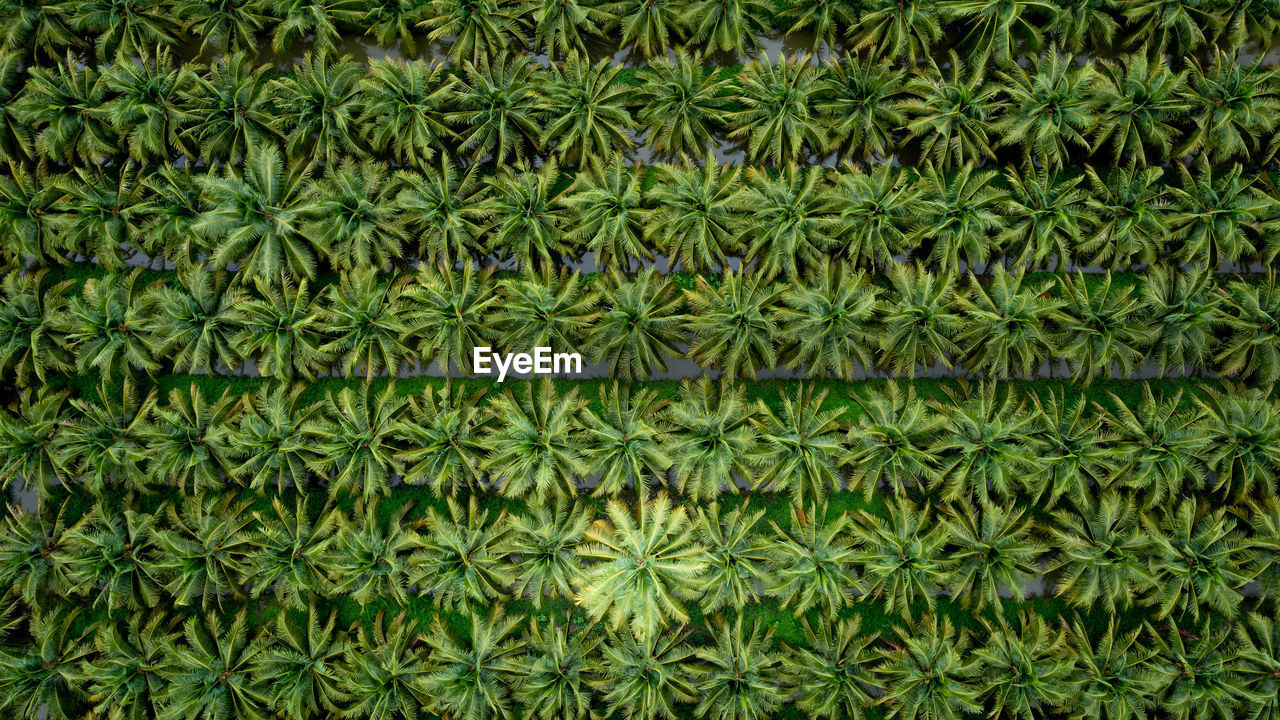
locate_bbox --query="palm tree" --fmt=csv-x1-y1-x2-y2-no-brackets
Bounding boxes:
54,164,151,270
1105,386,1210,504
581,384,671,496
494,264,599,351
912,163,1006,274
227,383,322,491
0,390,69,500
767,503,858,615
516,618,600,720
832,163,917,268
849,498,947,618
693,616,785,720
396,159,490,265
407,263,499,375
818,53,909,162
306,382,410,498
102,50,196,161
977,613,1074,720
596,625,696,720
878,264,961,377
1196,385,1280,500
13,55,116,163
945,0,1054,67
411,496,513,610
562,153,647,268
998,166,1093,270
172,0,268,54
741,165,839,279
143,269,244,374
0,166,63,266
0,0,78,55
1149,618,1252,720
941,500,1043,611
1218,274,1280,385
338,611,430,720
730,55,827,164
1144,497,1252,619
179,53,279,164
0,502,70,604
162,613,270,720
850,0,942,65
681,0,770,55
320,268,412,379
957,268,1064,378
273,52,366,165
1234,613,1280,720
0,610,92,720
504,499,589,605
685,270,781,380
752,383,845,503
589,270,685,380
777,0,856,53
930,382,1040,502
0,270,71,385
610,0,683,59
777,263,879,379
233,275,331,380
667,377,760,500
452,52,541,165
153,494,256,609
1054,271,1155,383
1079,165,1171,269
423,606,526,720
538,54,635,165
1029,389,1117,507
328,497,422,606
875,615,982,720
843,382,943,498
245,496,339,609
634,52,733,159
996,47,1099,170
576,492,709,638
360,58,458,167
646,156,746,271
532,0,613,58
1044,492,1157,613
255,606,348,718
197,145,319,281
694,503,772,613
1168,161,1269,267
782,617,878,720
1049,0,1119,52
1092,49,1188,167
147,385,238,495
362,0,430,53
1065,617,1163,720
266,0,364,54
63,498,163,611
307,159,407,272
1121,0,1220,54
901,52,1003,167
400,382,492,494
81,613,177,720
419,0,525,63
482,379,589,501
140,166,206,270
1140,266,1223,376
484,162,570,266
1182,51,1277,162
55,380,156,493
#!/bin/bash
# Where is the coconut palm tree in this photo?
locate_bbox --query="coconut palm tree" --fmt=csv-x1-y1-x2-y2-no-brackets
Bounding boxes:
1065,616,1162,720
850,0,942,64
397,160,489,265
1168,161,1269,267
362,0,430,53
407,263,499,375
947,0,1054,66
411,496,513,610
102,50,196,161
56,380,156,493
1078,164,1171,269
338,611,430,719
581,384,671,496
1140,266,1223,376
832,163,917,268
307,159,407,272
0,610,92,720
143,269,244,374
306,382,410,498
484,162,571,266
1144,497,1252,619
930,382,1040,502
254,606,348,718
850,498,947,619
81,613,176,720
977,613,1075,720
197,145,319,281
767,503,858,615
595,626,696,720
685,270,780,380
179,53,279,164
531,0,613,58
320,268,412,379
227,383,322,491
538,54,634,165
1195,385,1280,500
1122,0,1220,53
273,52,366,165
54,164,151,270
957,268,1064,378
328,497,422,606
504,499,589,605
562,153,647,268
998,166,1093,270
693,616,785,720
419,0,525,63
361,58,458,167
1049,0,1120,52
694,503,772,613
516,618,600,720
174,0,268,54
878,264,961,377
610,0,683,59
741,165,839,279
245,496,339,609
400,382,492,494
452,52,541,165
942,500,1043,611
1105,387,1210,504
875,615,982,720
901,52,1003,168
0,502,70,604
752,383,845,503
646,156,746,271
1092,49,1188,167
777,263,879,379
0,390,68,501
1181,50,1277,162
1054,271,1155,383
483,380,589,501
63,498,164,611
576,492,709,638
494,263,599,351
996,47,1099,170
1029,389,1117,506
423,606,526,720
776,0,856,52
0,270,71,385
0,0,78,55
1218,274,1280,385
843,382,943,498
147,385,238,495
233,275,331,380
153,494,256,609
782,616,878,720
730,55,827,164
667,377,760,500
140,165,205,270
682,0,770,55
1149,618,1252,720
1044,492,1157,613
912,163,1006,274
13,55,116,163
1234,612,1280,720
818,54,909,162
589,270,685,380
633,51,733,159
0,166,63,266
